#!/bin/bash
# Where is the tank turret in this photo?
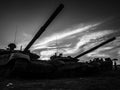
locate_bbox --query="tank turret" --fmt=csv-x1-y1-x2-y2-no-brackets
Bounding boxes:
50,37,116,63
0,4,64,77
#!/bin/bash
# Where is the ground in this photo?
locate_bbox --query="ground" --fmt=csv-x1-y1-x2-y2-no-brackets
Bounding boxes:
1,70,120,90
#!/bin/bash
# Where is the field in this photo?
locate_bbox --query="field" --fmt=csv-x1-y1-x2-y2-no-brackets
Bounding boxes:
1,69,120,90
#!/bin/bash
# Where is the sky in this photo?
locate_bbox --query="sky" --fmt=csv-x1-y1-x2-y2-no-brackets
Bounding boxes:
0,0,120,62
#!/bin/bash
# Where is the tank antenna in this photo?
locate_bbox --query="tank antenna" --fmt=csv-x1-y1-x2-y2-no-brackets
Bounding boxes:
56,35,59,55
14,25,18,44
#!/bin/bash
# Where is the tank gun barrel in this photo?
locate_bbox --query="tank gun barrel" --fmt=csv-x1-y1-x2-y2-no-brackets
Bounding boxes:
24,4,64,51
74,37,116,59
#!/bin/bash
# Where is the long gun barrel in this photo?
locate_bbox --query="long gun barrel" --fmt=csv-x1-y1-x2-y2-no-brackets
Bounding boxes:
24,4,64,51
74,37,116,59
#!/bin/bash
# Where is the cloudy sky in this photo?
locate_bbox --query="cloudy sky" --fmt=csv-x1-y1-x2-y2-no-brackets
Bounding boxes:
0,0,120,62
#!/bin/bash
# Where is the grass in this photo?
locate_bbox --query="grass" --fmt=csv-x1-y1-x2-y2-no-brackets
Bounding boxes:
1,69,120,90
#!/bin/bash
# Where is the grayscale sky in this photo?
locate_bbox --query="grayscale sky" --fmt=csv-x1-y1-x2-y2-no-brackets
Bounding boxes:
0,0,120,62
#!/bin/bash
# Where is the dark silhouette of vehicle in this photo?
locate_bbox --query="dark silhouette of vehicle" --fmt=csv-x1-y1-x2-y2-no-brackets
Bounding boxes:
0,3,116,78
0,3,64,77
48,37,115,77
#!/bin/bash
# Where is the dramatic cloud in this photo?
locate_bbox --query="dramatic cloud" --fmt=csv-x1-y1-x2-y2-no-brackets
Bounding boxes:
16,20,119,60
30,22,114,60
76,31,113,50
32,23,100,49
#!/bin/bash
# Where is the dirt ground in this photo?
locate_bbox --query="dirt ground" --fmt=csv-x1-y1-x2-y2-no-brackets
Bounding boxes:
1,70,120,90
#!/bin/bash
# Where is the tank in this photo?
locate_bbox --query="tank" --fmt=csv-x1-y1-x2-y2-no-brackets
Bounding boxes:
0,3,64,77
48,37,116,77
0,3,116,78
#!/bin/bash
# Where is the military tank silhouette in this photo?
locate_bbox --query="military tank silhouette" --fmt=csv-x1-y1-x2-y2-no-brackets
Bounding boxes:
49,37,115,65
0,3,64,77
48,37,115,77
0,3,116,78
1,37,115,78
